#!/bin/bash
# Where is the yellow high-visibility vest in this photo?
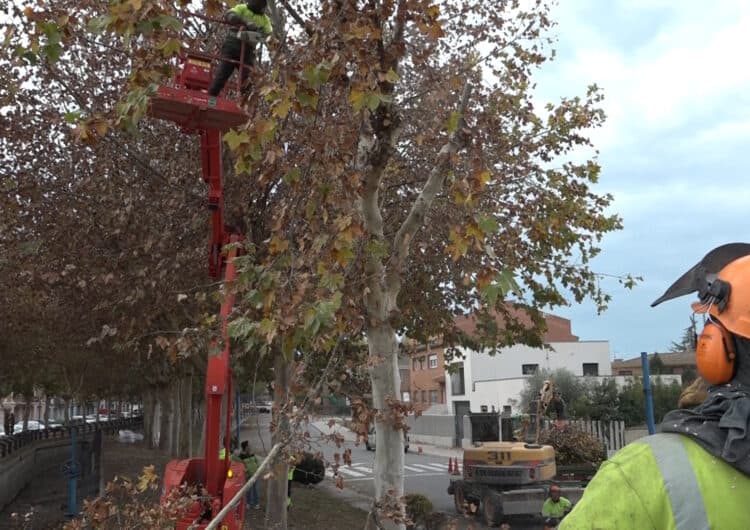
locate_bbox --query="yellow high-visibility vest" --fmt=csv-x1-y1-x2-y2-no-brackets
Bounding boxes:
561,433,750,529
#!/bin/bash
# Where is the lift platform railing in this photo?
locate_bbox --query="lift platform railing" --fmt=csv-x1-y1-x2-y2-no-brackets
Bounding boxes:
167,10,265,97
148,10,258,132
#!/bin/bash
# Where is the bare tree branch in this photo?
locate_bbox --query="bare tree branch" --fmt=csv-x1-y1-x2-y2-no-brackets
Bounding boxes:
391,82,473,274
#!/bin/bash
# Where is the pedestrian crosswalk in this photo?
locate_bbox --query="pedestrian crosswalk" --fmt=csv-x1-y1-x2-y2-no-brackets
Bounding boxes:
325,461,449,481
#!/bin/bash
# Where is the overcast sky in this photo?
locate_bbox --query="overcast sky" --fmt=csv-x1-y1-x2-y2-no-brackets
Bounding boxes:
532,0,750,359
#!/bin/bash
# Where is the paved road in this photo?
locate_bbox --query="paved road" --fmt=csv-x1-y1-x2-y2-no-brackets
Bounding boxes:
241,415,541,529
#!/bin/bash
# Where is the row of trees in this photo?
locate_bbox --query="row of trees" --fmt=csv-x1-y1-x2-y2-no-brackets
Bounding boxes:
520,368,683,427
2,1,631,528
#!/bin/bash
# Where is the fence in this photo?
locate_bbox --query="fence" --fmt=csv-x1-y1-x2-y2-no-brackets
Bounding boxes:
0,417,142,514
567,419,626,457
405,414,456,447
405,413,629,454
0,416,143,459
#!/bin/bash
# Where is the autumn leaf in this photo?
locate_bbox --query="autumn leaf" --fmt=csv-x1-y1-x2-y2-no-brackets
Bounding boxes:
349,88,365,111
268,236,289,254
272,98,292,119
136,465,157,492
446,227,469,260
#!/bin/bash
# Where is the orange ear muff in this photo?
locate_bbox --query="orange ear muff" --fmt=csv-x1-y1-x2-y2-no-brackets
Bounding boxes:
696,322,736,385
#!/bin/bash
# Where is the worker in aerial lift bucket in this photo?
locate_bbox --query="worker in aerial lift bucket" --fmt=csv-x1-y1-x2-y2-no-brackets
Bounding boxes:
561,243,750,529
207,0,272,97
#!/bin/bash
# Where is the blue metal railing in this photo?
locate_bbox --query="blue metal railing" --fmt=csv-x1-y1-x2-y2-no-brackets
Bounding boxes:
0,416,143,459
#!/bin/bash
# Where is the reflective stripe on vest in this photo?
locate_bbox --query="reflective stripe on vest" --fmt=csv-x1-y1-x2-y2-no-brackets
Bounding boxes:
640,434,710,530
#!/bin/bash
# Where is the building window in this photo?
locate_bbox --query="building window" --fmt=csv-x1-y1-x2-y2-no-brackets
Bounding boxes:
451,363,465,395
413,391,418,402
618,370,633,376
412,358,418,370
402,392,410,402
428,354,438,369
429,390,438,403
421,390,426,402
522,364,539,375
419,356,425,370
583,363,599,376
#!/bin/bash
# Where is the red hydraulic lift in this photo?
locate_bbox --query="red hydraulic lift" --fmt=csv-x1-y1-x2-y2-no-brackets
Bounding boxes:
148,12,254,530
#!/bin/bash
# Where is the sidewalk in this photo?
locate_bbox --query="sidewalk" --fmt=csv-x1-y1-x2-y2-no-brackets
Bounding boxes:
310,416,463,460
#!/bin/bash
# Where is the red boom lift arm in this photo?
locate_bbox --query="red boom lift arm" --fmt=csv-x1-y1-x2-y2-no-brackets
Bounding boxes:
148,13,253,529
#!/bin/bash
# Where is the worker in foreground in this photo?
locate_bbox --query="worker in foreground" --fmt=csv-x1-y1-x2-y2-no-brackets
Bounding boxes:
541,484,571,528
560,243,750,529
207,0,272,97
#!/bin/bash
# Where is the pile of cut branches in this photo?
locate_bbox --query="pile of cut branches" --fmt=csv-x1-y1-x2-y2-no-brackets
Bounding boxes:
540,425,606,466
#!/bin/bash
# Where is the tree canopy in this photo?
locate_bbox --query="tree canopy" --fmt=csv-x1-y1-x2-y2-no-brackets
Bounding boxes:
3,1,636,525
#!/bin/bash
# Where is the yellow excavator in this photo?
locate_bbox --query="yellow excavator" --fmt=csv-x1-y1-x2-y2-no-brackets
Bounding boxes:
447,381,591,526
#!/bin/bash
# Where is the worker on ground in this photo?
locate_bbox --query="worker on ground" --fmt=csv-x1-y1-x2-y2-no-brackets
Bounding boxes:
287,455,297,509
240,440,261,509
560,243,750,529
219,436,238,460
541,484,571,527
207,0,272,97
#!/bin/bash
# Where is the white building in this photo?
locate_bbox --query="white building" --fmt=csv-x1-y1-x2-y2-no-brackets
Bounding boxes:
445,340,612,416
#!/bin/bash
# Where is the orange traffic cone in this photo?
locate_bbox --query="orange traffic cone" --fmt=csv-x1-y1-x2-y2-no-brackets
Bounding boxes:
447,457,454,474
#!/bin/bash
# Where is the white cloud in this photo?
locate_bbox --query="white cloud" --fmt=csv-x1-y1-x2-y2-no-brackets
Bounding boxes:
538,1,750,151
530,1,750,355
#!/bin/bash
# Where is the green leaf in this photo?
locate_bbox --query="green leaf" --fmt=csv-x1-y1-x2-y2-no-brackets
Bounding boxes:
349,88,365,112
297,92,319,109
63,110,82,123
223,130,249,151
43,43,62,62
136,20,156,35
384,68,400,83
21,240,42,256
496,268,520,296
480,269,520,306
42,22,61,45
272,99,292,119
87,15,114,33
319,271,344,291
283,168,301,184
303,307,320,335
446,111,461,133
228,317,254,339
476,215,499,235
364,92,386,111
160,38,182,58
154,15,183,32
366,240,388,260
301,64,329,90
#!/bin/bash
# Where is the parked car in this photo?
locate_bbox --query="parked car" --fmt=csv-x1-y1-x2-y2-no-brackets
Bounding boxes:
247,400,272,413
12,420,59,433
293,452,325,484
365,426,410,453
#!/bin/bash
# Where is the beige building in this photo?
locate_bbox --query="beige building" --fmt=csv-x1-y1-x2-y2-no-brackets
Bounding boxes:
611,351,696,377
